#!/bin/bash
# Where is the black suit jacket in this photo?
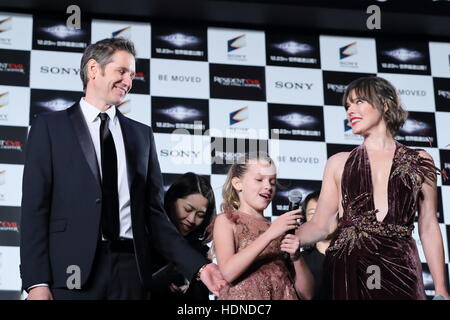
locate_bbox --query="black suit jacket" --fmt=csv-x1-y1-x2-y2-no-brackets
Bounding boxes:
20,103,207,291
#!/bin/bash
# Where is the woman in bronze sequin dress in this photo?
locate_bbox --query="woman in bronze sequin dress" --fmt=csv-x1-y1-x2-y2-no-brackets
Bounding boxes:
211,153,314,300
297,76,449,300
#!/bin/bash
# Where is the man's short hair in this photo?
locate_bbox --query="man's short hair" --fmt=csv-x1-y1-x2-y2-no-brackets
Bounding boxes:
80,37,136,91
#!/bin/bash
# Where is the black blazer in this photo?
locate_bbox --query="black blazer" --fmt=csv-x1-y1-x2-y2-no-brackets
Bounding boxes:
20,103,206,291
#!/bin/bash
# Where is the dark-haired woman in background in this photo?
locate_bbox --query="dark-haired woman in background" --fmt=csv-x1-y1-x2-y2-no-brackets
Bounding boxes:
151,172,216,300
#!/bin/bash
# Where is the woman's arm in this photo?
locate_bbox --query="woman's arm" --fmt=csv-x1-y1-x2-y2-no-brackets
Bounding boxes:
291,255,315,300
417,151,449,299
296,153,344,247
213,210,300,284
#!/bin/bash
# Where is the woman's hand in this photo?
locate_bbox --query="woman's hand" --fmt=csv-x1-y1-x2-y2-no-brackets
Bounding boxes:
281,233,301,260
266,209,301,241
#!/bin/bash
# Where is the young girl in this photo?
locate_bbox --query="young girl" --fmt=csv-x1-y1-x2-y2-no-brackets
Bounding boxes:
212,153,314,300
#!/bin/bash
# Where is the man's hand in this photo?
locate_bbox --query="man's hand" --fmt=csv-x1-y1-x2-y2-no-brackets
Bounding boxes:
27,286,53,300
199,263,227,296
168,282,190,294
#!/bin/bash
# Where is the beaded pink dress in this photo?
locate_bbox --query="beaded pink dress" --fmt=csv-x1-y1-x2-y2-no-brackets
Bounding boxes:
217,211,298,300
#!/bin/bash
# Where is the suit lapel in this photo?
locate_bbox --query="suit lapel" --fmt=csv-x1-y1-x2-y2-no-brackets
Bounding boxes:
117,109,138,191
67,103,101,187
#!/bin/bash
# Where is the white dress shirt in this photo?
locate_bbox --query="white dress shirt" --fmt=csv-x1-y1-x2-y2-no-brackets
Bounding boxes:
79,98,133,239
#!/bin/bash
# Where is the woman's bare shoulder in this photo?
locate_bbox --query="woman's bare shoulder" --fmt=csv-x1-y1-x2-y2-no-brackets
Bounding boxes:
327,151,351,168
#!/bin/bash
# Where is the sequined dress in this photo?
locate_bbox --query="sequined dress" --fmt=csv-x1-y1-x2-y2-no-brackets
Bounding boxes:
218,211,298,300
324,141,437,300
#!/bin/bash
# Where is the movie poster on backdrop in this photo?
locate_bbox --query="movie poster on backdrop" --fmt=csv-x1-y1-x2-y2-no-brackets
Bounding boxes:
151,96,209,135
322,71,375,106
91,19,151,59
32,17,90,52
207,27,266,66
0,13,33,51
319,35,377,73
0,126,27,165
155,133,211,175
268,103,325,142
429,41,450,79
130,58,150,95
434,77,450,112
208,99,269,140
265,32,321,69
29,89,83,123
0,49,30,87
211,137,269,175
376,39,431,75
0,246,21,292
151,25,207,61
269,139,327,180
116,93,151,126
0,164,23,207
266,65,323,106
30,50,82,91
377,73,435,113
0,85,30,127
151,58,209,99
210,63,266,101
395,111,438,148
323,105,363,145
0,206,20,247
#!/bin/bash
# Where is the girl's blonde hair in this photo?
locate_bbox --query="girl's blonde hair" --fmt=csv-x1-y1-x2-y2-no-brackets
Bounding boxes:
207,152,275,260
221,152,275,215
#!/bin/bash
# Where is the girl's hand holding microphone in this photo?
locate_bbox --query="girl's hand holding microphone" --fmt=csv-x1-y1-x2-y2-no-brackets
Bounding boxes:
265,209,302,241
279,208,303,260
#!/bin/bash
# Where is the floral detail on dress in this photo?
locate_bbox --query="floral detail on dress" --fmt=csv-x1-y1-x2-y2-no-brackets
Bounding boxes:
328,192,413,258
391,146,439,205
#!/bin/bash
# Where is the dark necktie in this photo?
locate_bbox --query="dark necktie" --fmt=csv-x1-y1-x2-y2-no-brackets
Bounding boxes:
99,112,120,241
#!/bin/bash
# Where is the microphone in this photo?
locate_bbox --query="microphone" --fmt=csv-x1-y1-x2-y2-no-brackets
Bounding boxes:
282,189,303,260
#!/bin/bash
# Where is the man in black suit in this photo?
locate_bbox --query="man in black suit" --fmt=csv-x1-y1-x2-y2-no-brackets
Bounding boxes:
20,37,225,299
